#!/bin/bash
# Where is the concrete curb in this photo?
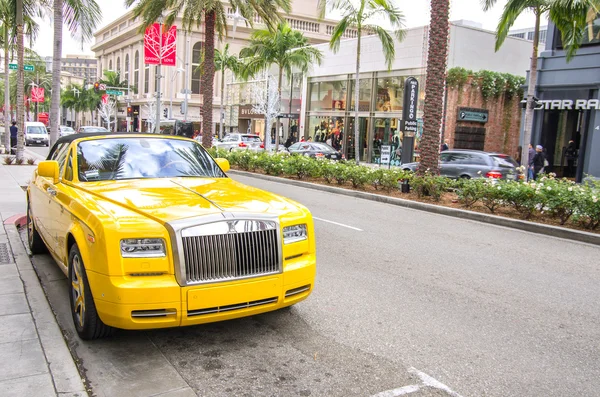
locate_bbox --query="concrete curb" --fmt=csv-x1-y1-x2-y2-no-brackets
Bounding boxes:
230,170,600,246
4,216,88,396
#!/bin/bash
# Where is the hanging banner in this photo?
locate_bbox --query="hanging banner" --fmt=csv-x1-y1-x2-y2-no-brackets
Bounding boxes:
31,87,45,103
144,24,177,66
101,94,109,105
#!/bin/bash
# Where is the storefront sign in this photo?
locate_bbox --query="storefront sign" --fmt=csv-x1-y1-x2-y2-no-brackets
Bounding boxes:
31,87,44,103
533,99,600,110
277,113,300,119
144,24,177,66
239,105,264,119
380,145,391,165
458,107,488,123
402,77,419,135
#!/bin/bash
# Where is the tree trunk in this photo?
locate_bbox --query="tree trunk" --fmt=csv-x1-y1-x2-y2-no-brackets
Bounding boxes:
201,10,216,148
274,67,283,152
419,0,450,175
521,10,541,179
4,29,10,154
16,0,24,161
219,67,225,139
50,0,63,147
354,31,361,165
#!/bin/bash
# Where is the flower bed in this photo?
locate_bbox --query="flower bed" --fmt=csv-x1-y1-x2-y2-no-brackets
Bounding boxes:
208,149,600,233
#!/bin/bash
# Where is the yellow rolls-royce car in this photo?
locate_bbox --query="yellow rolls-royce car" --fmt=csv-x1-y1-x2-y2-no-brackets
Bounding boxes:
27,134,315,339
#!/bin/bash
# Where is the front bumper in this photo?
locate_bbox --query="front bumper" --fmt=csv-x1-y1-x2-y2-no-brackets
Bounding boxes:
87,254,316,330
26,138,49,145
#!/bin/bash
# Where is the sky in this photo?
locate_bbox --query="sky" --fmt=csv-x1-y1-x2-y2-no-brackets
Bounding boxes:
31,0,541,58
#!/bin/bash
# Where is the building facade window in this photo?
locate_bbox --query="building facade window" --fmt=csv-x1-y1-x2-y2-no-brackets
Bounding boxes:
109,59,112,71
124,54,129,84
134,51,139,92
144,63,149,94
308,80,347,111
192,42,202,94
116,57,121,75
349,78,372,112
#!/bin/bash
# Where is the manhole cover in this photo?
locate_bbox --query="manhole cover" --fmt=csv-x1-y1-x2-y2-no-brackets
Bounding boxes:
0,242,11,263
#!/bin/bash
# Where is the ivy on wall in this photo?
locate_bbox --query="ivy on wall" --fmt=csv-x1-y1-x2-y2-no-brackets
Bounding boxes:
446,67,525,99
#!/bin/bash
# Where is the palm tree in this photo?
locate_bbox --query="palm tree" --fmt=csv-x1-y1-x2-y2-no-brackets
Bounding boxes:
125,0,291,148
49,0,102,147
240,22,323,151
318,0,405,165
100,70,133,131
417,0,450,174
214,43,241,140
482,0,599,177
0,0,40,153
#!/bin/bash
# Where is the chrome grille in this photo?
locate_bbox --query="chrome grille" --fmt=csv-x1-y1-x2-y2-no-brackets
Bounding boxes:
181,220,280,284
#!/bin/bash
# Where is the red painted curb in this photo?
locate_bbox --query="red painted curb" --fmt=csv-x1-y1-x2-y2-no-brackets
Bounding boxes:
4,214,27,228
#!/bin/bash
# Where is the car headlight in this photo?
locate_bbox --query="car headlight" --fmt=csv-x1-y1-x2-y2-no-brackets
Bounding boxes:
282,224,307,244
120,238,166,257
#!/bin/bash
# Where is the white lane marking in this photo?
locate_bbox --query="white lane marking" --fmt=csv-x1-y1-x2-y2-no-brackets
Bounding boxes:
313,216,363,231
409,367,464,397
371,384,421,396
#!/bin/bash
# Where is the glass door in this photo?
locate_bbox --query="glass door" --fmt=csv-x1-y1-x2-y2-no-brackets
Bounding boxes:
346,117,370,162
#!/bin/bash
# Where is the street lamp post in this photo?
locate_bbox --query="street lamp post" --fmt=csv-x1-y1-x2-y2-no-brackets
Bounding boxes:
155,15,164,134
169,67,185,119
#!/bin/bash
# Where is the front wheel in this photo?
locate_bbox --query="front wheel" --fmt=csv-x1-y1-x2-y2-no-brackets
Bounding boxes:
69,244,114,340
27,201,47,254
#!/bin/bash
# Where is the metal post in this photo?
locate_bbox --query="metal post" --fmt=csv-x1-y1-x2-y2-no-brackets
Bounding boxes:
155,18,163,134
184,33,190,122
169,69,174,119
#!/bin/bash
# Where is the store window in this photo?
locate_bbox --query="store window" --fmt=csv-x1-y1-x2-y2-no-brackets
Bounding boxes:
192,42,203,94
307,116,345,151
349,79,372,111
371,118,402,165
308,80,347,111
554,10,600,48
375,76,404,112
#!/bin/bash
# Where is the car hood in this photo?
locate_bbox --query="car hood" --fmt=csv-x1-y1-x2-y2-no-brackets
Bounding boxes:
77,177,301,224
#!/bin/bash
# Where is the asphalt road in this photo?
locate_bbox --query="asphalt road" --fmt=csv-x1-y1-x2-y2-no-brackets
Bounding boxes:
22,146,600,396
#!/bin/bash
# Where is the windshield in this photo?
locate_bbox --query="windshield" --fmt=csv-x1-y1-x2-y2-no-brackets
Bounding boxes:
82,127,109,133
77,138,227,182
311,143,336,153
27,126,47,134
491,155,518,168
61,127,75,132
241,135,262,142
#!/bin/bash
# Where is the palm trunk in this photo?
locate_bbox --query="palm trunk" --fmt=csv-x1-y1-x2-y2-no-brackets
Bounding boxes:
219,67,225,139
354,31,361,165
275,67,283,152
4,29,10,154
419,0,450,175
521,10,541,178
16,0,24,161
50,0,63,147
201,10,216,148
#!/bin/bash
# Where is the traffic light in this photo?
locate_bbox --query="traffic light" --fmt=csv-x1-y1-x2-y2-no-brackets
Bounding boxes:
93,82,100,93
127,106,133,117
164,108,168,118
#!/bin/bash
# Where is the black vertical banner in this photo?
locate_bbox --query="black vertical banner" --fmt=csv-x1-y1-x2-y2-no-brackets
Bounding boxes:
401,77,419,164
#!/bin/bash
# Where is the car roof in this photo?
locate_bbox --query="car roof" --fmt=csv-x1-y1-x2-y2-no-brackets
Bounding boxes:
46,133,182,160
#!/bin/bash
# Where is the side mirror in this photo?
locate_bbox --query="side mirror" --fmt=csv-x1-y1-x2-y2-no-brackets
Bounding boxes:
38,160,60,183
215,158,230,173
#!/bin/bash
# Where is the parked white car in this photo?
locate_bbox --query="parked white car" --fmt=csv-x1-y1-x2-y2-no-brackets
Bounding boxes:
214,133,265,152
59,125,76,137
24,122,49,146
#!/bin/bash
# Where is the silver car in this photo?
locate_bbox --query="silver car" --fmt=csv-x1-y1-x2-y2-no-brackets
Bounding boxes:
215,133,264,152
59,125,76,137
403,150,518,181
77,126,110,134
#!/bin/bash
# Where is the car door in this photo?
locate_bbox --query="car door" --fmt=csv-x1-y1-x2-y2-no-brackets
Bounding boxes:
44,143,71,256
439,152,453,177
50,148,77,264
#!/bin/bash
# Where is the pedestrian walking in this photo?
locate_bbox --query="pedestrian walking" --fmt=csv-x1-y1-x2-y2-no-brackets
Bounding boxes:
441,139,449,151
565,140,577,177
528,143,536,181
532,145,546,180
515,145,522,166
9,121,17,155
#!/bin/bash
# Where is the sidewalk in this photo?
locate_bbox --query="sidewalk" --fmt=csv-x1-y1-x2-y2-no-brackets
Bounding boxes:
0,160,87,396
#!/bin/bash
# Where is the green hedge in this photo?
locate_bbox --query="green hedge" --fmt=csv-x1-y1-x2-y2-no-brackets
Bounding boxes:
207,149,600,230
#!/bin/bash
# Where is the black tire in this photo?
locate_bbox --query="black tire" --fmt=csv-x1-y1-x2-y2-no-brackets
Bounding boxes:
460,175,471,179
68,244,114,340
27,201,47,254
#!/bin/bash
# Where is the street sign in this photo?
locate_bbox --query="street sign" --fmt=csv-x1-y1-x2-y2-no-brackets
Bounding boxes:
106,90,124,96
458,107,488,123
9,63,35,71
380,145,391,165
99,83,107,90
